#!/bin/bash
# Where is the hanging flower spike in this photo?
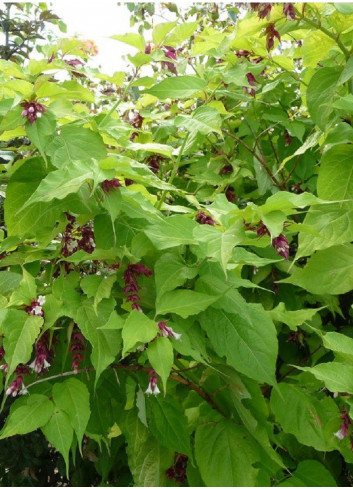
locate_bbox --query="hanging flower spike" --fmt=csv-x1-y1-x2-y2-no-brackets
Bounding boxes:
334,408,351,440
145,43,152,54
256,222,270,237
272,233,290,260
225,186,237,203
25,296,46,317
283,3,296,20
101,178,122,195
196,211,215,226
145,369,160,395
6,365,29,397
20,100,46,124
166,454,189,484
257,3,273,19
265,23,281,52
162,45,178,74
29,332,52,374
70,327,86,374
78,225,95,254
158,321,182,340
219,164,233,175
123,263,153,312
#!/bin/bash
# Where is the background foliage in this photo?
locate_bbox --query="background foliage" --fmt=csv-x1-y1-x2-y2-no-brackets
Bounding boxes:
1,1,353,486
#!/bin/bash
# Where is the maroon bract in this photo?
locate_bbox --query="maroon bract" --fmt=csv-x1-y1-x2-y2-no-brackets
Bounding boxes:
162,46,178,74
101,178,122,194
20,100,46,124
70,326,86,374
219,164,233,175
225,186,237,202
272,233,290,260
25,295,46,318
130,112,144,129
146,154,164,174
145,43,152,54
283,3,296,20
78,226,95,254
166,454,189,484
256,222,270,237
265,23,281,51
29,332,52,374
123,263,153,312
284,129,292,147
6,365,30,397
196,211,215,226
335,408,351,440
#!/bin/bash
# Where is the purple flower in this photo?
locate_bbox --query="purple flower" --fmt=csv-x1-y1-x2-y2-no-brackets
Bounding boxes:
20,100,46,124
145,44,152,54
158,321,182,340
219,164,233,175
256,222,270,238
25,296,46,317
70,327,86,374
6,365,30,397
272,233,290,260
145,369,160,395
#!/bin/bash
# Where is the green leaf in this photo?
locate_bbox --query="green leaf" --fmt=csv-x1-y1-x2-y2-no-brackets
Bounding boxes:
157,290,220,319
111,33,145,51
306,67,342,129
145,215,198,249
25,111,56,161
281,244,353,295
200,305,277,385
46,125,107,168
270,302,321,330
0,272,22,296
154,253,198,302
144,76,207,100
8,267,36,306
122,310,158,356
153,21,177,45
164,22,198,45
146,395,191,456
175,106,222,136
52,378,90,451
81,274,117,314
278,460,337,487
74,298,121,386
195,419,260,486
0,394,54,439
127,142,173,158
19,160,109,211
317,144,353,202
3,310,42,380
299,362,353,394
147,337,174,391
270,383,340,451
193,220,245,272
122,410,174,486
323,332,353,359
41,408,73,475
297,204,353,258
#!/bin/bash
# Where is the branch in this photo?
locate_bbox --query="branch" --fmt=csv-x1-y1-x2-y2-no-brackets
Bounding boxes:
223,129,284,189
25,363,225,416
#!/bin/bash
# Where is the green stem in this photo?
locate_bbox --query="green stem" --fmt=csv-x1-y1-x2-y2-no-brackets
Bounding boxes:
99,79,133,126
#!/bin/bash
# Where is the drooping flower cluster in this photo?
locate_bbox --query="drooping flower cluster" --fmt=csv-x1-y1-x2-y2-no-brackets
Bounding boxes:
129,112,144,141
123,263,153,312
61,213,78,258
25,295,46,317
145,369,160,395
6,365,29,397
225,186,237,203
29,332,52,374
70,326,86,374
265,23,281,52
20,100,46,124
146,154,165,174
235,50,263,96
166,454,189,484
64,58,86,78
219,164,233,175
196,211,215,226
101,178,122,194
158,322,182,340
162,46,178,74
334,408,351,440
249,3,295,21
0,345,7,372
78,225,96,254
255,222,290,260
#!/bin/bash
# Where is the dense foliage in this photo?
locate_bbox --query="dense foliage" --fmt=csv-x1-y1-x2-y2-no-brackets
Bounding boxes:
1,1,353,485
